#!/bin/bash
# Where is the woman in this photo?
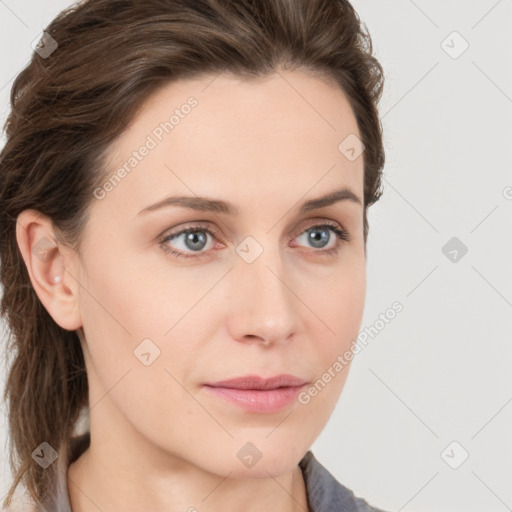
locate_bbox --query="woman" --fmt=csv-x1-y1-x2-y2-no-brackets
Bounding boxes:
0,0,388,510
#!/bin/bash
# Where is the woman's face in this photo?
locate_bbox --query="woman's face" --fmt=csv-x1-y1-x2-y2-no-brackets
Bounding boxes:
72,69,366,477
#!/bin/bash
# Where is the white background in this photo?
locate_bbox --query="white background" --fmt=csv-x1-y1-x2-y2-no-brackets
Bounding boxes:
1,1,511,511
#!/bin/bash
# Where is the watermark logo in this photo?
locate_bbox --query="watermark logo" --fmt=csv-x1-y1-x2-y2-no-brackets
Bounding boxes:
133,338,161,366
236,442,262,468
298,301,403,405
441,31,469,60
236,236,264,264
441,441,469,469
338,133,365,161
32,236,56,262
32,442,58,469
31,31,58,58
441,236,468,263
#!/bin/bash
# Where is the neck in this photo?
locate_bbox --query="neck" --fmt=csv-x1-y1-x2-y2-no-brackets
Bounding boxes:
67,439,309,512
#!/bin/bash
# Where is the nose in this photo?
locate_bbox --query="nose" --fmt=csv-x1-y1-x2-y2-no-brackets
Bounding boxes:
225,243,300,347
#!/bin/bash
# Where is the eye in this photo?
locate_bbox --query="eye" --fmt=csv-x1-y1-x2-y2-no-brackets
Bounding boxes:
159,221,351,259
293,222,351,256
159,222,216,259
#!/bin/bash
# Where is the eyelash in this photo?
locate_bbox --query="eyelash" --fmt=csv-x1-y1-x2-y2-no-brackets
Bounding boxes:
158,221,351,260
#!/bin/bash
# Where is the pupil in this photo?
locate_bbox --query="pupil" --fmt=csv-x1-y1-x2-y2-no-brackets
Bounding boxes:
186,231,206,250
309,228,329,248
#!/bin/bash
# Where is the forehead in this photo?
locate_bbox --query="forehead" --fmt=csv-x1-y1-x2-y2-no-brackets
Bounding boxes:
130,69,360,144
93,70,364,220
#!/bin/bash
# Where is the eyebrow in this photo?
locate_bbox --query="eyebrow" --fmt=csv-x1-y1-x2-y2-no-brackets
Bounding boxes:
137,186,362,217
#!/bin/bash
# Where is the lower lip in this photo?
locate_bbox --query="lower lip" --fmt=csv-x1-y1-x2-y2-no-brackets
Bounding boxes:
203,384,306,413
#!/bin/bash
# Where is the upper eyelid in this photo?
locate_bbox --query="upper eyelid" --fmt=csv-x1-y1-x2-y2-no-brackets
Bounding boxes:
162,218,344,237
160,219,347,246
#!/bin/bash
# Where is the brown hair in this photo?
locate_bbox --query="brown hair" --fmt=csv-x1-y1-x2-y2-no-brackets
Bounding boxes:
0,0,385,508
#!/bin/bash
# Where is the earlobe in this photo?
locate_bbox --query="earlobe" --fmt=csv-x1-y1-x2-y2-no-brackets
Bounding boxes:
15,209,83,331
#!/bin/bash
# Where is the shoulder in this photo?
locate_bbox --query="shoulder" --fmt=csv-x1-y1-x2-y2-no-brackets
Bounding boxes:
2,432,90,512
1,486,38,512
299,450,390,512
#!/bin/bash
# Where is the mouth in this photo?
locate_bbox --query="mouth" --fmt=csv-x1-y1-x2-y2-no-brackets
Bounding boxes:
202,374,308,413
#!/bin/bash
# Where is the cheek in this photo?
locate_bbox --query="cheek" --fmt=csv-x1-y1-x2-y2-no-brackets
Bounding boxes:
78,248,217,380
299,264,365,415
311,258,366,349
77,255,200,427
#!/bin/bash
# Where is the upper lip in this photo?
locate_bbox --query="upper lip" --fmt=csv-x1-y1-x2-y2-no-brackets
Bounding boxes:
205,374,308,390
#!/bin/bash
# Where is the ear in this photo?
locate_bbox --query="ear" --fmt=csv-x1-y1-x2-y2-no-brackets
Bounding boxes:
15,209,83,331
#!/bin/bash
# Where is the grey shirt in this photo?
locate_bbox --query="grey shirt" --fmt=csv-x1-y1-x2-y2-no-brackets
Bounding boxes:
52,432,388,512
299,450,388,511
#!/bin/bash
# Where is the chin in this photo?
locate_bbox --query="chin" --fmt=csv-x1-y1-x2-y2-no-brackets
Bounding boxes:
224,457,298,480
229,439,306,478
184,429,309,478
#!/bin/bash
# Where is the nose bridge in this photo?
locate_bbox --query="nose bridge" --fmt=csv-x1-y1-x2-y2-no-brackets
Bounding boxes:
236,234,289,304
227,234,298,342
